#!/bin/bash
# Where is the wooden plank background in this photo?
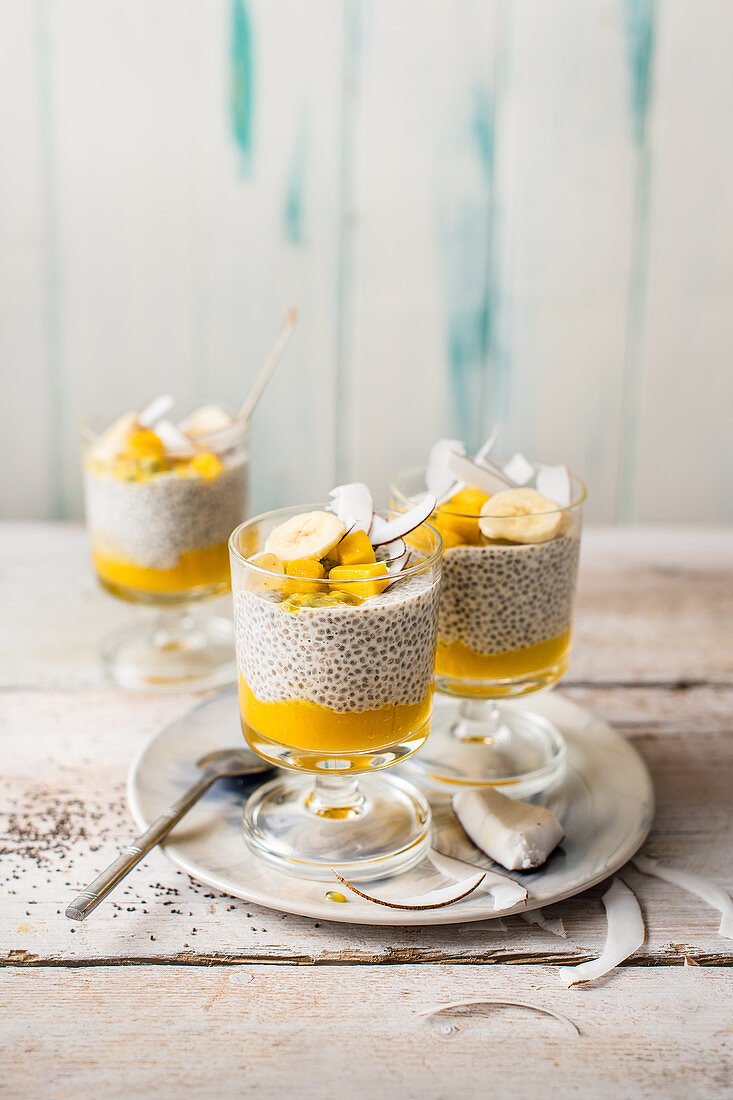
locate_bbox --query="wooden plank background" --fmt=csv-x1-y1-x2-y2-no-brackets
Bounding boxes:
0,0,731,524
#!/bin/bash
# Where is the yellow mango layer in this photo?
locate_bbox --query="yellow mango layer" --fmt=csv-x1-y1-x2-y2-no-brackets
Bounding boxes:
239,677,432,754
436,629,571,681
93,541,231,594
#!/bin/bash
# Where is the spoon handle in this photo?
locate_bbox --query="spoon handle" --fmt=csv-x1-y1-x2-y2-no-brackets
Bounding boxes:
65,771,217,921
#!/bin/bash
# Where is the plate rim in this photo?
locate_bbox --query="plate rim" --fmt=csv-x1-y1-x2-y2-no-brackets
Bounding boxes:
127,689,654,927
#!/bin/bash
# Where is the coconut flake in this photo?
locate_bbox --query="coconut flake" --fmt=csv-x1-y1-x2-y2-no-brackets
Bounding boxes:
521,908,567,938
474,424,501,467
92,411,138,460
428,848,527,910
503,452,535,486
375,537,407,564
154,418,196,456
330,868,485,911
453,788,564,871
535,464,572,508
559,878,645,987
447,452,515,496
418,1000,580,1036
633,855,733,939
138,394,174,428
369,494,436,545
329,482,374,534
426,439,465,502
178,404,233,439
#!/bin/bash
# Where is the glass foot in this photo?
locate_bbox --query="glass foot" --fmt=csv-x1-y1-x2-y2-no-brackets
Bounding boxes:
403,694,567,797
243,772,431,881
101,610,236,692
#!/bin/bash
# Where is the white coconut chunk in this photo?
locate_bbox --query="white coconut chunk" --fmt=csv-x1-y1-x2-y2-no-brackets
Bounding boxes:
503,452,535,486
154,418,196,455
452,788,564,871
178,404,233,438
559,878,645,987
137,394,174,428
633,855,733,939
426,438,465,501
428,848,527,910
536,464,572,507
369,494,436,545
447,452,515,496
329,482,374,534
92,411,138,460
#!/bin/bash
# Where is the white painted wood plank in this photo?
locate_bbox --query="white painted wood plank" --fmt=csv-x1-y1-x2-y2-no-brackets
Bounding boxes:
632,0,733,523
490,0,641,523
0,2,54,518
3,966,732,1099
339,0,501,502
44,0,201,517
187,0,344,515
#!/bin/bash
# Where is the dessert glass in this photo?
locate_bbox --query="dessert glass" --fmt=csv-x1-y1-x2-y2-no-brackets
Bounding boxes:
391,464,585,796
229,506,442,881
82,416,248,690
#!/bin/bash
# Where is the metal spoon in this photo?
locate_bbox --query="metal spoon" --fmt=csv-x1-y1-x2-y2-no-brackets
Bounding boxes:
65,748,272,921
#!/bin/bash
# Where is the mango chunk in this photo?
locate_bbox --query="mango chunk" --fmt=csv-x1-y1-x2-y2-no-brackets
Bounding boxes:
124,429,165,460
333,530,376,566
436,487,490,546
189,451,224,481
329,562,389,600
284,558,326,596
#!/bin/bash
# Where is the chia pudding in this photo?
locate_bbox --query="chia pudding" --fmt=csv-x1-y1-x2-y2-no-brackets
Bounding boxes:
85,460,248,571
392,449,584,690
229,497,443,757
83,402,248,600
439,532,580,657
233,571,440,712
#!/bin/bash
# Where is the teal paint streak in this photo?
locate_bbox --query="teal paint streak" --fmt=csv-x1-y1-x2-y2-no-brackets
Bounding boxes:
623,0,655,145
618,0,656,520
282,119,308,246
230,0,254,170
471,86,493,179
442,84,496,447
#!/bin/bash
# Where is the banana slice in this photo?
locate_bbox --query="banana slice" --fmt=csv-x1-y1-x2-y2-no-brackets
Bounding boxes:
248,552,285,593
479,488,563,544
265,511,346,562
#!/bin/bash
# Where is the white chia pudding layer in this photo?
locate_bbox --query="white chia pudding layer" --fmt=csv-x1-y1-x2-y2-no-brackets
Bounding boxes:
439,534,580,655
234,573,440,713
84,457,248,570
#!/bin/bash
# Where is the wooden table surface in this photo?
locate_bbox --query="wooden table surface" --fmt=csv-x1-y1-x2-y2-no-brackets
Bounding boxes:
2,524,732,1099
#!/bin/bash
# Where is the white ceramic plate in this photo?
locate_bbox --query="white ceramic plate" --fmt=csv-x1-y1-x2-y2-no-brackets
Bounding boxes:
128,690,653,926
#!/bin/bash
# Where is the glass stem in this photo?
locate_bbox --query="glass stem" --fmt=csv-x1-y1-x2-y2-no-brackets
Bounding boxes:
307,773,365,819
152,609,195,651
451,699,503,744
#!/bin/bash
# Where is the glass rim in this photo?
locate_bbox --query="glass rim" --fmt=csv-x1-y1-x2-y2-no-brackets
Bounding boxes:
391,462,587,518
229,503,443,584
80,401,249,453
